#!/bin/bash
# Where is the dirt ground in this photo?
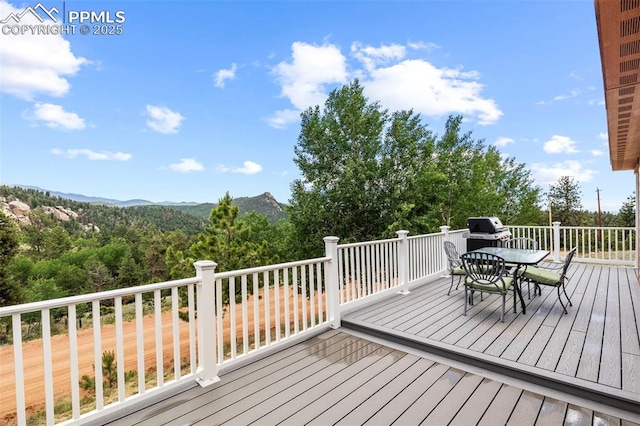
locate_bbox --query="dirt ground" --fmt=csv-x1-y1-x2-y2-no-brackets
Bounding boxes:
0,290,318,423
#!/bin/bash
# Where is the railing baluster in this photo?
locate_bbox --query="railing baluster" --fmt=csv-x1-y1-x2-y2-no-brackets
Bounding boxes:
316,263,324,324
230,276,236,359
241,274,249,354
154,290,163,387
275,269,281,341
301,265,307,331
171,287,180,380
135,293,145,394
12,313,26,426
68,305,80,419
42,308,54,425
264,271,271,343
283,268,290,338
215,278,223,363
253,272,260,349
115,296,125,400
188,284,196,374
292,267,299,334
92,300,103,410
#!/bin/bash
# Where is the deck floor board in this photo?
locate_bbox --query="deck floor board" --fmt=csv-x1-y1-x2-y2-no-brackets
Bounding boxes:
101,262,640,426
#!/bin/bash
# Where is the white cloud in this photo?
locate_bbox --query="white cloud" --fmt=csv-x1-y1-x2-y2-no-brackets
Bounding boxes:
364,59,502,125
407,41,440,52
268,41,348,128
553,89,580,102
0,0,90,100
494,137,514,148
351,42,407,72
51,148,131,161
538,89,581,105
216,161,263,175
28,103,85,130
598,132,608,141
145,105,185,134
543,135,579,154
233,161,262,175
591,149,604,156
214,63,237,88
531,160,596,185
268,40,502,128
169,158,204,173
266,109,300,129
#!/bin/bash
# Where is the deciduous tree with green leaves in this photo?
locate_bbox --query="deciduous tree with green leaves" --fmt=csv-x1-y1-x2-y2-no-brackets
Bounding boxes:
288,79,435,256
288,80,543,258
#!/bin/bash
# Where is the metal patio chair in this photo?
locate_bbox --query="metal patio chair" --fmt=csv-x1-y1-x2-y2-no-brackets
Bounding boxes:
460,252,516,323
518,247,577,314
504,237,540,298
444,241,466,295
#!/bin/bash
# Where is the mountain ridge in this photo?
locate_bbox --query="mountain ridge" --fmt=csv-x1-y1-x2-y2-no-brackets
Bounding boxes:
4,184,288,223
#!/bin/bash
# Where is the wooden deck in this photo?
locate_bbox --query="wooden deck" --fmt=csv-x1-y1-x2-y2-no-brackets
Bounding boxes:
101,329,639,425
342,262,640,412
95,262,640,425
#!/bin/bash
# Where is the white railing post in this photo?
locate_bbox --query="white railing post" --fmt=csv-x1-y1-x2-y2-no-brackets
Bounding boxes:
552,221,561,263
440,225,451,275
324,236,341,329
194,260,220,387
396,230,410,295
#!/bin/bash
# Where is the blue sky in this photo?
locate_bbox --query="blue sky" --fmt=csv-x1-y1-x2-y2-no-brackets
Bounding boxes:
0,0,635,213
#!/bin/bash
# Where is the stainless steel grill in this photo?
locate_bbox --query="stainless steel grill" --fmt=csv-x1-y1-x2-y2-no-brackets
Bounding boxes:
462,217,512,251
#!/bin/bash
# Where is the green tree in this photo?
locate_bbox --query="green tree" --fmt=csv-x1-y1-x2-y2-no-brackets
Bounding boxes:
0,212,23,306
42,225,73,259
616,192,635,227
289,79,434,256
548,176,583,226
117,248,144,288
190,193,269,272
84,257,114,292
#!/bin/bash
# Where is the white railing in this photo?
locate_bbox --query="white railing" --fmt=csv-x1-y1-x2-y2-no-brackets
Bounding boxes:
336,236,400,305
0,276,201,426
0,256,334,426
509,222,637,266
1,223,635,425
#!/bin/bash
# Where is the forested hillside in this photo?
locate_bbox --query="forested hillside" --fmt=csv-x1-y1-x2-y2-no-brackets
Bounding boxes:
1,185,208,236
0,186,293,311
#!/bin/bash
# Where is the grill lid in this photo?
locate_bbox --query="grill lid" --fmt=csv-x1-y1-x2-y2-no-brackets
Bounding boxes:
467,217,507,234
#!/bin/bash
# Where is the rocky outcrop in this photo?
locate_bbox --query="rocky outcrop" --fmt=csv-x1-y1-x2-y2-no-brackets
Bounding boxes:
0,197,98,232
262,192,284,212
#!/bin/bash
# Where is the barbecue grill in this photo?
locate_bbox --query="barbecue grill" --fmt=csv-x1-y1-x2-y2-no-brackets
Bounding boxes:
462,216,512,251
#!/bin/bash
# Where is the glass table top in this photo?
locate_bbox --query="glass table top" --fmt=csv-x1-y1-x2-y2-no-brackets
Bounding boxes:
471,246,550,265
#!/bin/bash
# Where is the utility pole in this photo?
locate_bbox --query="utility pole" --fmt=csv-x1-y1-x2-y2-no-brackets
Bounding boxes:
548,195,552,226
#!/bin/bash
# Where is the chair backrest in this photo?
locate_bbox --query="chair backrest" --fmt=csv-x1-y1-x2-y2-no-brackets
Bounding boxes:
444,241,461,268
560,247,577,279
460,252,508,292
504,237,539,250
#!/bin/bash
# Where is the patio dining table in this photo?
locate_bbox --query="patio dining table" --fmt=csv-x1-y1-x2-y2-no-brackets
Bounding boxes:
471,246,550,314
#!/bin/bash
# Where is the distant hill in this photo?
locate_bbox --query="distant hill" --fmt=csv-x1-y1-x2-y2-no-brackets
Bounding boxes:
4,184,288,223
166,192,287,223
